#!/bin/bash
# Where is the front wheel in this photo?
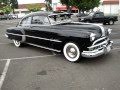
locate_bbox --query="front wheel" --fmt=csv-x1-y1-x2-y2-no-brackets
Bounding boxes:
63,42,81,62
13,40,22,47
103,22,106,25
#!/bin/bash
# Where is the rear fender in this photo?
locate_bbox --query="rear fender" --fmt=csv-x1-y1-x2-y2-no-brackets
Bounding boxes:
6,28,26,42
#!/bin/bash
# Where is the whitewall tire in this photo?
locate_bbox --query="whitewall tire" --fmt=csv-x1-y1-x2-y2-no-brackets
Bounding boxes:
63,42,81,62
13,40,21,47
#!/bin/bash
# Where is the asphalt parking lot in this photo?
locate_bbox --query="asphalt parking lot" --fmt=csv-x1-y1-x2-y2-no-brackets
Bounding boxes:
0,19,120,90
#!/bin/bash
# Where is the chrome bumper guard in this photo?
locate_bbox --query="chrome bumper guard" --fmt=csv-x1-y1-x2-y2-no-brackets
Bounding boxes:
5,34,8,38
82,39,113,58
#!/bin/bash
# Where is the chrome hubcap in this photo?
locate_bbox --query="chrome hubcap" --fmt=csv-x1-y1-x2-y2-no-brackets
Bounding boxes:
13,40,21,47
15,41,20,45
63,42,80,62
67,47,77,58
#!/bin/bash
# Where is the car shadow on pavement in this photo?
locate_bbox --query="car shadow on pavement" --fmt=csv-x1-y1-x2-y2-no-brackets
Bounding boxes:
56,53,112,66
7,43,114,66
8,43,52,54
79,53,113,65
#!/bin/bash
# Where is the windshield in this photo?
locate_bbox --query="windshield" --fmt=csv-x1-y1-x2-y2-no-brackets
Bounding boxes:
89,12,94,16
48,14,72,25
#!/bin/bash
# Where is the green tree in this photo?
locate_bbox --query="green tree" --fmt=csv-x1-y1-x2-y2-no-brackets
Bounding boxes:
60,0,100,13
0,0,12,14
0,0,8,4
70,0,100,13
10,0,18,13
45,0,52,11
27,4,42,12
0,0,18,13
3,5,12,14
0,0,8,8
60,0,72,13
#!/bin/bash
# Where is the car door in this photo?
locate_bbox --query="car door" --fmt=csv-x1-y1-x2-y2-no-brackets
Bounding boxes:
92,13,100,22
49,26,63,51
24,15,52,48
17,16,32,42
92,13,104,23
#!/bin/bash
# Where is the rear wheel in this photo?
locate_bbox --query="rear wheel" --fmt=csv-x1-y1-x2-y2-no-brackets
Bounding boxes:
13,40,22,47
109,20,114,25
63,42,81,62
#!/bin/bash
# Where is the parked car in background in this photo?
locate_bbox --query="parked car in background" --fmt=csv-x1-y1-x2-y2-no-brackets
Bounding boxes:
76,13,88,17
79,12,118,25
5,11,113,62
0,13,18,20
8,14,18,19
0,14,8,20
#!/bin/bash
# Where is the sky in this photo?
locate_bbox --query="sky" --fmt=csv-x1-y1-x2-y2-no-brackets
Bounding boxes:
18,0,45,4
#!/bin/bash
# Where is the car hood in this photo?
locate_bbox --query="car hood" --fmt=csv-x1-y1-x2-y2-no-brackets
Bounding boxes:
80,16,91,19
53,22,102,39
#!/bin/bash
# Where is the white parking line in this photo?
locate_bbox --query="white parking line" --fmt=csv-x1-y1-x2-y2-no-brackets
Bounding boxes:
0,35,5,38
0,43,10,45
112,47,120,50
0,54,58,61
0,59,11,90
0,23,12,26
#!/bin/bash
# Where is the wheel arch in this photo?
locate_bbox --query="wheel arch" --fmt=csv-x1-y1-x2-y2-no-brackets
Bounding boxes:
61,37,91,52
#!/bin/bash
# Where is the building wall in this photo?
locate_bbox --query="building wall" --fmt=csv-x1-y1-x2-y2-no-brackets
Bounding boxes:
101,0,119,15
98,4,119,15
16,3,46,13
102,4,119,15
18,3,45,9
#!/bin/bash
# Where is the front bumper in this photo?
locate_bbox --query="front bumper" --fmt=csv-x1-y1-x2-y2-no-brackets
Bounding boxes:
81,39,113,58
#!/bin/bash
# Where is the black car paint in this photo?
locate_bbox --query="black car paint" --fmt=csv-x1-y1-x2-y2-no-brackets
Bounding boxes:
7,27,23,41
6,12,102,52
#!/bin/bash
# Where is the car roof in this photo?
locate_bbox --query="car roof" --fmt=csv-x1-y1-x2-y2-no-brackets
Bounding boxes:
24,11,52,18
23,11,72,18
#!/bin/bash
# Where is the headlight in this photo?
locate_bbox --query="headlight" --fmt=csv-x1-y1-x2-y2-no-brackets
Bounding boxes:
90,33,96,41
108,28,112,35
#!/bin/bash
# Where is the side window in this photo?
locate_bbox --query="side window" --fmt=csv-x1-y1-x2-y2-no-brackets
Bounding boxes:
100,13,104,17
31,16,49,25
20,17,31,26
94,13,100,17
94,13,104,17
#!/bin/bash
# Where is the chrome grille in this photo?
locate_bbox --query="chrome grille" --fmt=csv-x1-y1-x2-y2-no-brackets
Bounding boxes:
93,37,107,45
88,37,109,51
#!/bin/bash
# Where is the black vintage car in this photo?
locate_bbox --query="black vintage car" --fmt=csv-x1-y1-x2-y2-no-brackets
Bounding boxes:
5,11,113,62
